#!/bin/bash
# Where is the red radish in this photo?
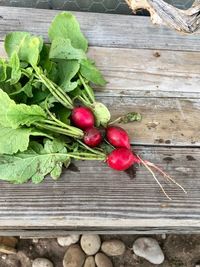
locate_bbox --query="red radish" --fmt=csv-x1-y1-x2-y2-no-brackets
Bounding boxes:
83,127,102,147
106,126,131,149
71,107,95,129
107,148,138,171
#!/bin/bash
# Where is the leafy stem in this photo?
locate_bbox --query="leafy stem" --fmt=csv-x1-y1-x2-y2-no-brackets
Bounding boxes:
77,140,106,157
67,152,106,161
79,74,95,104
34,67,74,109
34,122,83,139
44,95,83,136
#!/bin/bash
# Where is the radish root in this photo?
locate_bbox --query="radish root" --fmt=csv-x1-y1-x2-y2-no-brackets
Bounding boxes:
136,155,187,200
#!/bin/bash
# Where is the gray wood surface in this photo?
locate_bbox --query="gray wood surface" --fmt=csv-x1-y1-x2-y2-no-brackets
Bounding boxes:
0,147,199,232
0,7,199,234
1,45,200,98
0,45,200,146
99,96,200,146
0,6,200,51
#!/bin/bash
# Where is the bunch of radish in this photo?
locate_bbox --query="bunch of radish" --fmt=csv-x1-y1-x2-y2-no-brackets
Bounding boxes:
72,106,136,171
71,106,186,200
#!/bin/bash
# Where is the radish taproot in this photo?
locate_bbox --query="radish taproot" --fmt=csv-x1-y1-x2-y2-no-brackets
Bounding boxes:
106,126,131,149
83,127,102,147
71,107,95,130
107,148,136,171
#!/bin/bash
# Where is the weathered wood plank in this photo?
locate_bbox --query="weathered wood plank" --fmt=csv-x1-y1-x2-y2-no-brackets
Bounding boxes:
1,228,200,238
0,147,198,231
88,47,200,98
0,44,199,98
100,96,200,146
0,44,199,146
0,7,200,51
0,6,199,233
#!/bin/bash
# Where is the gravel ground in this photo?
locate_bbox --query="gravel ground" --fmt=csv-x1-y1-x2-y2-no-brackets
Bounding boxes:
0,234,200,267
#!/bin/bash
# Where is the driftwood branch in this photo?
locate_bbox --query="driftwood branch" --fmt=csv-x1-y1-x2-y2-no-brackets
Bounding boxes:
125,0,200,33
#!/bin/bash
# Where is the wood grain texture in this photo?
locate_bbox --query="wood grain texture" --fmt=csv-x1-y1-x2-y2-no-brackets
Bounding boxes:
99,97,200,146
1,44,199,98
0,6,200,51
87,47,200,98
2,228,200,238
0,7,199,232
0,44,199,146
0,147,199,231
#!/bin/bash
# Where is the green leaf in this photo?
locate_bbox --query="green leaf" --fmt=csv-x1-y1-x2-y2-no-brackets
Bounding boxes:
39,44,52,72
7,104,46,128
21,81,33,97
5,32,29,56
111,112,142,124
8,80,33,98
0,59,7,82
9,52,21,84
5,32,43,66
53,104,71,123
0,89,16,126
68,87,82,100
50,38,86,61
0,139,69,184
0,126,32,154
50,162,64,180
58,60,80,92
48,12,88,52
0,89,46,128
92,102,111,127
0,126,49,155
80,59,106,86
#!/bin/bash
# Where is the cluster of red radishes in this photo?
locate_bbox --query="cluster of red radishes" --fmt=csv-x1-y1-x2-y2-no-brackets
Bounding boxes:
71,106,140,171
71,106,186,199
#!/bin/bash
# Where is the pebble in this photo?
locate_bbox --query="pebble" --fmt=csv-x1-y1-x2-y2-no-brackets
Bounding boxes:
80,234,101,255
1,255,7,260
133,237,164,265
57,235,80,247
63,244,85,267
32,258,54,267
161,234,166,240
83,256,96,267
101,239,125,256
17,251,32,267
95,253,113,267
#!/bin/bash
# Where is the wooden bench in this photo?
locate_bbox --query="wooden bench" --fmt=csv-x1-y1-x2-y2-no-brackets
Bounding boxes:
0,6,200,237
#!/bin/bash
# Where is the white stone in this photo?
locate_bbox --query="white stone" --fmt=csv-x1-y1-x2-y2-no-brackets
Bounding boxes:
101,239,125,256
161,234,166,240
95,253,113,267
57,235,80,247
83,256,96,267
133,237,164,265
63,244,85,267
80,235,101,256
32,258,54,267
